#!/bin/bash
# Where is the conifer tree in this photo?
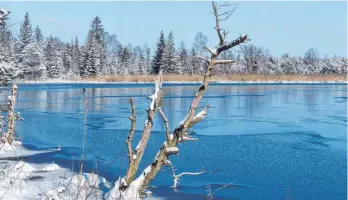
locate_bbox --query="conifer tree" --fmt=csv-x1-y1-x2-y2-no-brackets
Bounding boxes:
44,35,60,78
34,25,43,45
19,12,33,50
151,31,165,74
162,31,179,74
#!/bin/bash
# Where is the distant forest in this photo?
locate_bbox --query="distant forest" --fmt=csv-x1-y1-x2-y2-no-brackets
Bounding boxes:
0,13,347,83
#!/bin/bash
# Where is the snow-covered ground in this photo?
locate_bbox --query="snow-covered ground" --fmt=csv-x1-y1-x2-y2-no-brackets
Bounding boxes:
0,139,164,200
0,140,111,200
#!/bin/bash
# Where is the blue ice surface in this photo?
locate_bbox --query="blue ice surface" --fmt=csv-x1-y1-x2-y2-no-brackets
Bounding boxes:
1,83,346,200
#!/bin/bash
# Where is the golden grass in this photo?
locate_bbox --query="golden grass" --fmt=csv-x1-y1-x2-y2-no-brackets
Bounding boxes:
72,74,347,83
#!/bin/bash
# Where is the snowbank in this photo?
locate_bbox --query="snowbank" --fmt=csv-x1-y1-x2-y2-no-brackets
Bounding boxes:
0,141,108,200
0,139,161,200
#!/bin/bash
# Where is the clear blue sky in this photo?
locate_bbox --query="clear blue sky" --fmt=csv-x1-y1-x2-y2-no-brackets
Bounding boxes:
2,1,347,57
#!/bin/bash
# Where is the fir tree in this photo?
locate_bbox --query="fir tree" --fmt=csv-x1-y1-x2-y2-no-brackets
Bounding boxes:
21,43,45,80
162,31,178,74
19,12,33,50
44,35,60,78
0,15,13,62
178,41,189,74
151,31,165,74
34,25,43,45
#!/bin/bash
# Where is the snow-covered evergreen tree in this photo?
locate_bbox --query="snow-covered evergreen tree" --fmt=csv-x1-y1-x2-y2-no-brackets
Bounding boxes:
152,31,165,74
162,31,179,74
19,12,33,51
44,35,60,78
62,42,72,76
178,41,189,74
70,36,81,77
80,16,107,77
20,43,45,80
34,25,43,45
143,43,151,75
0,14,18,84
117,44,132,75
0,15,13,63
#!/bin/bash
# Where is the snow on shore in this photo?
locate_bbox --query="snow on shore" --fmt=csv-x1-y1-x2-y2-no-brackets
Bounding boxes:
0,140,108,200
0,140,162,200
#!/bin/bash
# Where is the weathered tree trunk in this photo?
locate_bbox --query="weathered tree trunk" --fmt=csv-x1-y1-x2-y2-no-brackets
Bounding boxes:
106,2,249,199
7,84,18,145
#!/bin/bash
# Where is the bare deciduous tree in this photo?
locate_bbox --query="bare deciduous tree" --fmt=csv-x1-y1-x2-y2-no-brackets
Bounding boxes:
105,2,248,199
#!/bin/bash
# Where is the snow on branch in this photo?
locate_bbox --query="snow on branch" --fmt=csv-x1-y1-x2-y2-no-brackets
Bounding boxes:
217,34,248,55
215,60,235,65
178,135,198,143
188,104,210,129
164,147,179,156
165,160,204,188
0,8,10,25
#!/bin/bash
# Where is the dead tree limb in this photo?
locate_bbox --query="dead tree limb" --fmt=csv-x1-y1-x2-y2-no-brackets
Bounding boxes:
7,84,17,145
158,108,170,141
187,105,210,129
215,60,235,65
137,1,248,194
165,160,204,188
124,74,163,185
126,98,136,167
212,1,238,46
107,2,249,198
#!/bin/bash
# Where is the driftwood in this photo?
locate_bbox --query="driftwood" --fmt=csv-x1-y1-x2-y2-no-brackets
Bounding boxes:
106,1,249,199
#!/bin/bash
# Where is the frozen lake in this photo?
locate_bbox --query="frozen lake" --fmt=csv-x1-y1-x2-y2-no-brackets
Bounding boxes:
1,83,346,200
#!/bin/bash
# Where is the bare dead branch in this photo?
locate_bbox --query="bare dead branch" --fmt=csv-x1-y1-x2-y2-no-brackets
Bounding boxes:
187,105,210,129
217,34,248,55
158,108,171,141
212,2,224,46
124,74,163,185
126,98,136,166
217,2,235,10
126,1,249,196
165,160,204,188
215,60,235,65
178,135,198,143
212,1,238,46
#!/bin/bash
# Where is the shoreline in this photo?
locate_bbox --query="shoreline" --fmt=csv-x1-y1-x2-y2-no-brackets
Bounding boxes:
11,74,347,85
16,80,348,85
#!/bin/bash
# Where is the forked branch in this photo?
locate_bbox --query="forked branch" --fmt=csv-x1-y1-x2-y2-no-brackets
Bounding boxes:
124,74,163,185
114,1,249,197
165,160,204,188
212,1,238,46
